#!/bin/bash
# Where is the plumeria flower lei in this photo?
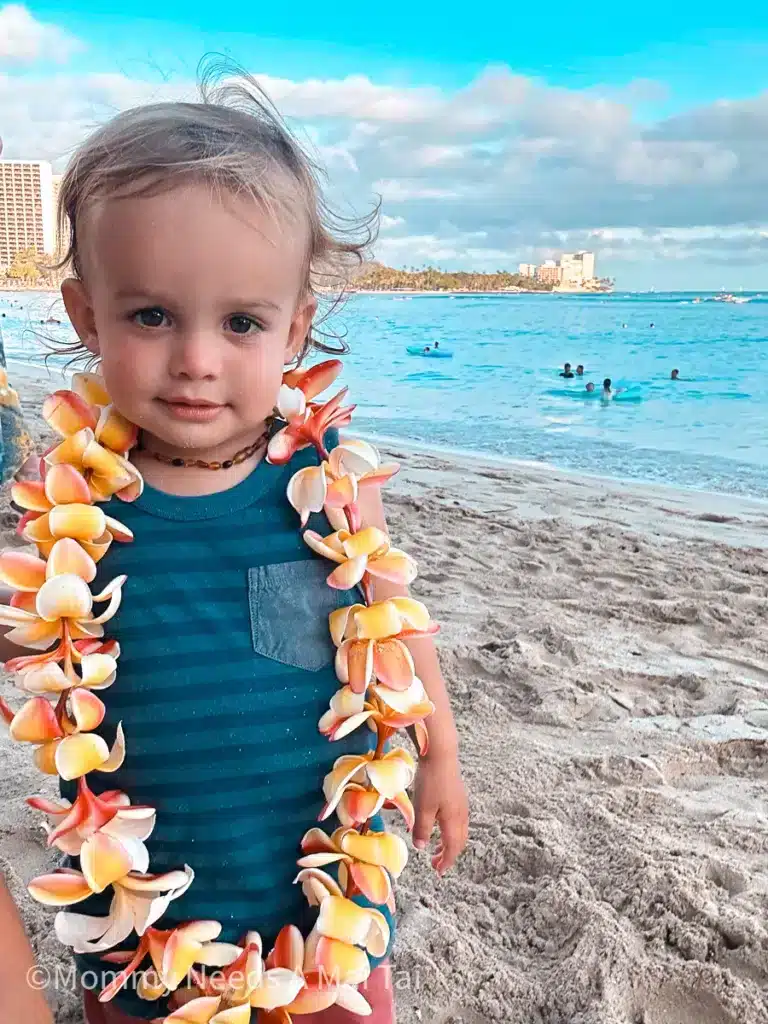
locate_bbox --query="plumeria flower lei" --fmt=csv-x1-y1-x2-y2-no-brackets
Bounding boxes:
0,361,435,1021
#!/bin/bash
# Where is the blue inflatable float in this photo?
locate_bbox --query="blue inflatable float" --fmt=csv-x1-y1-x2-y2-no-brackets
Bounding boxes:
549,386,644,403
605,387,643,404
406,345,453,359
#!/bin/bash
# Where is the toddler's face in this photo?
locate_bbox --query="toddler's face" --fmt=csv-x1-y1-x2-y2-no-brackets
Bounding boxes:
62,183,314,456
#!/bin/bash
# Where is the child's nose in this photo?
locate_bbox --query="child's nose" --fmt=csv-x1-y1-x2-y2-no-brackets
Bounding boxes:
169,330,222,380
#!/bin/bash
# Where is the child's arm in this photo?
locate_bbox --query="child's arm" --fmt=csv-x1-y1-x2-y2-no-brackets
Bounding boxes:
0,876,54,1023
356,485,469,875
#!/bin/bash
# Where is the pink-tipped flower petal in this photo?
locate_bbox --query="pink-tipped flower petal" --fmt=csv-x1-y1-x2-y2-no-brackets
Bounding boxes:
0,550,46,592
43,390,98,437
69,688,106,732
44,463,92,506
11,480,51,513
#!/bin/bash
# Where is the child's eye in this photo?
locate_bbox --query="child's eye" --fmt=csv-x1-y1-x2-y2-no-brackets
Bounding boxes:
132,308,169,329
226,314,261,336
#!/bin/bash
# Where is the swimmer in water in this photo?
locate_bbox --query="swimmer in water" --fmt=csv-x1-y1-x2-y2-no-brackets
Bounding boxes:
560,362,574,378
423,346,431,354
434,341,439,349
586,382,595,392
602,377,627,399
622,323,628,328
671,368,679,380
576,364,584,376
650,322,655,328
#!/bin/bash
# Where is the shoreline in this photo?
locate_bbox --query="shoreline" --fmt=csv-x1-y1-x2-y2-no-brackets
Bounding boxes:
351,288,611,296
358,428,768,514
6,357,768,515
0,287,612,297
370,434,768,549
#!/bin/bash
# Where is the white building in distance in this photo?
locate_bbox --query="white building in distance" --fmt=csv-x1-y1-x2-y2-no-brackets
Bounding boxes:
559,251,596,288
0,160,57,269
522,251,601,290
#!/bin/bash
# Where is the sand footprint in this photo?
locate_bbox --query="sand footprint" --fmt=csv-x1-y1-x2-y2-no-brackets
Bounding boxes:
635,981,741,1024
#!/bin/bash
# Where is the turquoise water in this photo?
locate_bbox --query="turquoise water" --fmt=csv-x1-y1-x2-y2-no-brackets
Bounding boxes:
2,290,767,499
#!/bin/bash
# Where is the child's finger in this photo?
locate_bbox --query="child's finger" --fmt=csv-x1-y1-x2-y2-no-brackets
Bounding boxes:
433,812,469,874
412,802,438,850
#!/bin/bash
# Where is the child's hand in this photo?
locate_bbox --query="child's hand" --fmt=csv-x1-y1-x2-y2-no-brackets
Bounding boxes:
411,753,469,875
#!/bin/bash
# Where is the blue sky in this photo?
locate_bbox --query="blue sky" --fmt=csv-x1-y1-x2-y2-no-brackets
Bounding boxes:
3,2,768,288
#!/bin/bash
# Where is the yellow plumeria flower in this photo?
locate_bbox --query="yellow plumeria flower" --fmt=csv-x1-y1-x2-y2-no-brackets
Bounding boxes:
12,463,134,562
115,926,304,1016
320,747,416,830
293,867,389,962
319,678,434,755
159,997,252,1023
286,438,399,529
41,375,142,501
97,920,224,1003
0,687,125,779
304,526,416,590
298,825,408,906
0,540,125,652
29,780,155,892
183,930,305,1011
327,596,436,693
15,650,119,694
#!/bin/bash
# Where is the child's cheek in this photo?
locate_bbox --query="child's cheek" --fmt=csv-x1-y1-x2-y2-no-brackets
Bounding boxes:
99,341,156,418
234,342,284,409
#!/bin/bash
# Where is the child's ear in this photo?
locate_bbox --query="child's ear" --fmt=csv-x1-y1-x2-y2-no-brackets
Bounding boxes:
286,295,317,364
61,278,100,357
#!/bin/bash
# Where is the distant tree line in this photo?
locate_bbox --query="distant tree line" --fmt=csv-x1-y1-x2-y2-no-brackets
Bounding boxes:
2,248,63,288
350,262,554,293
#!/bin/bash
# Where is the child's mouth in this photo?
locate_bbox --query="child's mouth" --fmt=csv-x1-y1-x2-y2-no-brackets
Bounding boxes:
158,398,225,422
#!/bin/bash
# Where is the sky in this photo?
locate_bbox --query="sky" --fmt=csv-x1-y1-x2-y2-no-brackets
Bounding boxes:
2,3,768,289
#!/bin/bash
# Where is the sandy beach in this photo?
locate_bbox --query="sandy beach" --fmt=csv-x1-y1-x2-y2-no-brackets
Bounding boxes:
1,361,767,1024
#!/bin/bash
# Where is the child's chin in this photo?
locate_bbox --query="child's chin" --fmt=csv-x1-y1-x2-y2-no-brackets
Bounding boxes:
144,416,226,448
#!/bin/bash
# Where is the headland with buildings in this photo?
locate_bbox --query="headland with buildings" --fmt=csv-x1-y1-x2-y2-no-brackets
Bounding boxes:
350,253,612,294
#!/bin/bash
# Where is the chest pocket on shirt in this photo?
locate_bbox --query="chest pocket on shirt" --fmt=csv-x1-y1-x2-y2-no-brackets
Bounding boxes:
248,559,351,672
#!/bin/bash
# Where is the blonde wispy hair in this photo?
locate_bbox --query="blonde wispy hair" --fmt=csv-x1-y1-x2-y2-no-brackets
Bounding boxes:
55,57,378,363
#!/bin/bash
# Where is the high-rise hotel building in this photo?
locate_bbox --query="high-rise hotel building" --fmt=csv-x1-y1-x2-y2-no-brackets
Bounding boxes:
0,160,57,269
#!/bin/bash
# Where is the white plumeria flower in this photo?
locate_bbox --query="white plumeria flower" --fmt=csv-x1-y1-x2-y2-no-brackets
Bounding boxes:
276,384,307,421
27,865,194,954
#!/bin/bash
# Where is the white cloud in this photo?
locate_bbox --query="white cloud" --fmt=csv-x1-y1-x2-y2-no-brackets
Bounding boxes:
412,144,466,168
373,179,462,201
614,140,739,186
0,4,81,64
380,215,405,230
0,71,190,163
255,73,440,123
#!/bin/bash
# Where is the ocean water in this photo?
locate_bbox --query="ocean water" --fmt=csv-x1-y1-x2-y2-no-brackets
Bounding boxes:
1,289,767,499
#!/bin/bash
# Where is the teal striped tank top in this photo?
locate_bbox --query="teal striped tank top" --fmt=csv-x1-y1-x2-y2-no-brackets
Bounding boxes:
63,435,394,1018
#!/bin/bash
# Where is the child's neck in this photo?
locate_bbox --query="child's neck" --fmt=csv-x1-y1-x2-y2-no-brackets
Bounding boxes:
131,429,269,497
